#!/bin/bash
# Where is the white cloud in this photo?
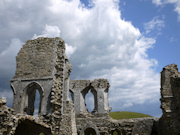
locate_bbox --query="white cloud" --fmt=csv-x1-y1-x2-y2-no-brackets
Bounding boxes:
46,0,159,110
122,103,133,108
0,0,161,115
32,24,76,58
0,38,22,77
65,43,76,58
144,16,165,35
152,0,180,21
152,0,163,5
32,24,61,39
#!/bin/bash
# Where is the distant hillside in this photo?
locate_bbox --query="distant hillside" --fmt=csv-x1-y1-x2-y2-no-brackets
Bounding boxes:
110,111,152,120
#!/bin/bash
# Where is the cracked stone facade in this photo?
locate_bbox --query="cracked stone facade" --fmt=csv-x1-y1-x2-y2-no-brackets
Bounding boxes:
0,37,180,135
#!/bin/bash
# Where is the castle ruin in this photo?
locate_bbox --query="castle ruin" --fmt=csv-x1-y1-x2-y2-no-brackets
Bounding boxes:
0,37,180,135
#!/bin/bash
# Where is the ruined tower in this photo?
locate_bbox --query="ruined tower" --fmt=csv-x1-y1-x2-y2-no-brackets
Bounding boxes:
160,64,180,135
10,37,67,115
10,37,77,134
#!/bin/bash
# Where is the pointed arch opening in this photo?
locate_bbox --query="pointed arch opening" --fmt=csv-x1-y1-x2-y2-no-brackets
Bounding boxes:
81,87,97,113
34,90,40,116
23,82,43,116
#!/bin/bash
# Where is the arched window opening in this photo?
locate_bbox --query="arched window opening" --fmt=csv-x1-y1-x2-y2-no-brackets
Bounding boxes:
82,87,97,114
24,83,43,116
34,90,40,116
85,90,95,113
69,90,74,102
84,127,96,135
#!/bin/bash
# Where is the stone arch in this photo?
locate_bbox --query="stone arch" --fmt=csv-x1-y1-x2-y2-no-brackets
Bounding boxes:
10,83,16,109
111,129,122,135
84,128,96,135
81,86,97,113
81,122,99,135
10,83,16,95
22,82,44,115
14,118,51,135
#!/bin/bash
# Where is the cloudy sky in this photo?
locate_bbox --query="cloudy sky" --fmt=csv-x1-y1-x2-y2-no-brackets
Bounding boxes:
1,0,180,117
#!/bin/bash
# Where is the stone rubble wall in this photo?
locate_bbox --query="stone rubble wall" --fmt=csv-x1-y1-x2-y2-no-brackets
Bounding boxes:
50,37,65,134
76,115,159,135
0,99,51,135
60,101,77,135
0,100,159,135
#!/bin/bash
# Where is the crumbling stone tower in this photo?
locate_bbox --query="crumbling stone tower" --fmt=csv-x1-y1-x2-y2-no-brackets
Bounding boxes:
10,37,66,115
160,64,180,135
10,37,76,134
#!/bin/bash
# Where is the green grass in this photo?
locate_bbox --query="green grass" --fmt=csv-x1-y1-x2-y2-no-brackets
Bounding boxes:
110,111,152,120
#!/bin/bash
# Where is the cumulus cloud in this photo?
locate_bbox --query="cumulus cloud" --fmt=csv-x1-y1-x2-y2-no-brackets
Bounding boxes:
65,43,76,58
144,16,165,35
152,0,163,5
0,38,22,77
47,0,159,111
32,24,76,58
152,0,180,21
0,0,161,115
32,24,61,39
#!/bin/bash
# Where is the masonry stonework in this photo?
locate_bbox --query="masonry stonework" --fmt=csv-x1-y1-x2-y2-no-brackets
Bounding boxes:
0,37,180,135
159,64,180,135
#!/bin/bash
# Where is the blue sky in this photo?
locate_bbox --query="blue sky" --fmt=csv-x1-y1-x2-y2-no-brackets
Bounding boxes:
120,0,180,73
79,0,180,73
81,0,180,72
0,0,180,117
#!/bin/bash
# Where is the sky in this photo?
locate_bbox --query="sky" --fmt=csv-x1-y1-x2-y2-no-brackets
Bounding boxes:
0,0,180,117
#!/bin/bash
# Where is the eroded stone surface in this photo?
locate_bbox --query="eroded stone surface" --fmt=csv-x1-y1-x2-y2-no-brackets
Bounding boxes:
159,64,180,135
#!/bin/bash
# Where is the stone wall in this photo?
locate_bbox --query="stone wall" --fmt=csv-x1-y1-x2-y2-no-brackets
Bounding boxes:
14,38,57,79
10,37,66,115
0,97,158,135
74,109,159,135
69,79,111,115
0,98,52,135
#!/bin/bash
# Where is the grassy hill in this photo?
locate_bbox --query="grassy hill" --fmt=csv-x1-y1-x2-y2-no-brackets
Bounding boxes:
110,111,152,120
